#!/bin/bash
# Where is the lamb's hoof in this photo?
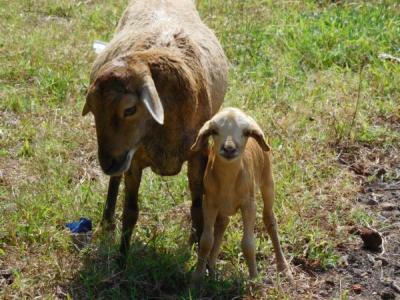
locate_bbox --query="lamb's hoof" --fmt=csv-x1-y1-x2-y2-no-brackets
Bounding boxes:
190,272,203,290
277,264,293,282
249,271,258,280
207,266,216,279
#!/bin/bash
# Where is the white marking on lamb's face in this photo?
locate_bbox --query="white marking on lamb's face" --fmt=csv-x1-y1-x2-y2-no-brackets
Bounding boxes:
210,108,250,161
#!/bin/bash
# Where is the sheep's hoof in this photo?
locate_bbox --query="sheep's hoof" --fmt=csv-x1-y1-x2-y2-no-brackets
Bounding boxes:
92,222,116,242
116,253,128,269
189,231,200,246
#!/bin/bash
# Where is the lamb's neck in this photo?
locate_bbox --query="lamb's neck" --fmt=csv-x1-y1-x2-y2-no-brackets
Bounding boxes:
210,148,243,184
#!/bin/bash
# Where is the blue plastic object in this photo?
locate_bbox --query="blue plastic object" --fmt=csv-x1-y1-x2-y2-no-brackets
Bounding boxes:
65,217,92,233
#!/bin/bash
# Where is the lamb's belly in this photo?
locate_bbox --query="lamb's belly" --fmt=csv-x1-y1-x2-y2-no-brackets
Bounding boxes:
219,205,239,217
216,195,240,217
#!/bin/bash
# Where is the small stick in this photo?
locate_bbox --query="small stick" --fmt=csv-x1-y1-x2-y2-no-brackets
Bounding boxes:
347,60,367,140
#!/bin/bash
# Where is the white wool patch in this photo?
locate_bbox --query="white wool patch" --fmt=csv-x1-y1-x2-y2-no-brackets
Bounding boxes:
93,41,107,55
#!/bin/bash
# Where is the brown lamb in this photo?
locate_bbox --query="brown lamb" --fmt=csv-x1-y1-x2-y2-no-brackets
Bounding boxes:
190,108,292,283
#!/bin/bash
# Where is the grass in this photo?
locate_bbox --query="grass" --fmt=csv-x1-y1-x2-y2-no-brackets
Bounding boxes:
0,0,399,298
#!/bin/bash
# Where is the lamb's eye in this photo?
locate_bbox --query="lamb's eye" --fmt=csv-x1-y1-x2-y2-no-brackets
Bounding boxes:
124,106,137,117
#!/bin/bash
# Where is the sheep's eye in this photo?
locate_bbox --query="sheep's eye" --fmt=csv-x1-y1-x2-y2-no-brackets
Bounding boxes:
124,106,137,117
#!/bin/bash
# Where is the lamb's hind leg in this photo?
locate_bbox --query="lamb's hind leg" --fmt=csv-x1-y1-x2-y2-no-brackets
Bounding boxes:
260,179,291,278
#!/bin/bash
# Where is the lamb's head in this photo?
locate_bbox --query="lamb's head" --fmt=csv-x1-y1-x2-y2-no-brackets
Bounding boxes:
82,58,164,176
191,108,270,162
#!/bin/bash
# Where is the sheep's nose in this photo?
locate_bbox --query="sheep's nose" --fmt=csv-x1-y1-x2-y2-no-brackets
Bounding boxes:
99,150,130,175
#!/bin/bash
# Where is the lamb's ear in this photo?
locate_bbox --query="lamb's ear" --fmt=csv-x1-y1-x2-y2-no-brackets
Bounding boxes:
244,121,271,152
140,75,164,125
191,120,216,152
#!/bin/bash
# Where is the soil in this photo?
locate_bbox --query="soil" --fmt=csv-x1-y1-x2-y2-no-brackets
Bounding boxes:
315,180,400,300
288,144,400,300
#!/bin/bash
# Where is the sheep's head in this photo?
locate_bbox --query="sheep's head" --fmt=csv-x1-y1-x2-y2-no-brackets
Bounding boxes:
191,108,270,162
82,58,164,176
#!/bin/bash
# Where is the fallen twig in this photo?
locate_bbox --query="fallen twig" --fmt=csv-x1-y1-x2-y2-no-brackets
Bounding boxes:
100,271,123,283
379,53,400,63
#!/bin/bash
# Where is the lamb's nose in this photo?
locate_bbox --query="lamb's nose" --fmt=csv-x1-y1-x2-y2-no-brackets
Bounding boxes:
223,144,236,155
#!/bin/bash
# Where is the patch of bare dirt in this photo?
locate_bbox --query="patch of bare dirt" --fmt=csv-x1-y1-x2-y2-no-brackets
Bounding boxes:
261,138,400,299
337,143,398,179
288,142,400,299
279,181,400,300
316,180,400,299
375,114,400,132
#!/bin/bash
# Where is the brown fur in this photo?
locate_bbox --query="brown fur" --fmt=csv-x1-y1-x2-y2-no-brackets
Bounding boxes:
83,0,228,258
190,108,292,283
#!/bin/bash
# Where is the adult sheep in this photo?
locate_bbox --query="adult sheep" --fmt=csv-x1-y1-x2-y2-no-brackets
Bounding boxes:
82,0,228,260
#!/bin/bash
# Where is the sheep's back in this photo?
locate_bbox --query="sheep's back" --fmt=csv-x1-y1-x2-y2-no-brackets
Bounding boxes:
91,0,228,114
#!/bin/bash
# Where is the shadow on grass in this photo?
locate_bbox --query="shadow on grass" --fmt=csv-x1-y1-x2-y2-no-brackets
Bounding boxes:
67,237,246,299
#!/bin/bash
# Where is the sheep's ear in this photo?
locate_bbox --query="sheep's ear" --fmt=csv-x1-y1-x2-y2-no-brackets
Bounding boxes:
140,75,164,125
83,59,129,117
82,87,95,116
244,122,271,152
191,120,216,152
82,101,91,116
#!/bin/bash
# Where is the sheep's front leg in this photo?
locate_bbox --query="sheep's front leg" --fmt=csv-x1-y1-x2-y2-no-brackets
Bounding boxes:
119,163,142,262
192,202,218,284
187,152,208,244
100,175,122,231
241,202,257,279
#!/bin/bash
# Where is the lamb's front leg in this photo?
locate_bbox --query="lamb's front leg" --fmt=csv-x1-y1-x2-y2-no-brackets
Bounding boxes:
241,201,257,279
192,202,217,284
207,215,229,275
